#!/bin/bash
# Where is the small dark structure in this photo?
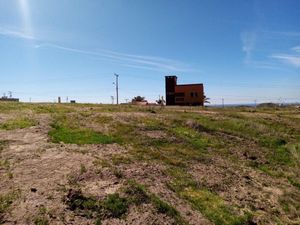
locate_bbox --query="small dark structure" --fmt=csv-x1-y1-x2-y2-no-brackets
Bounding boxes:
165,76,204,106
70,100,76,103
0,97,19,102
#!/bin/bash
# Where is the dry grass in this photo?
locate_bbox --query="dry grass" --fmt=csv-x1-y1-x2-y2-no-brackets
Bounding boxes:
0,102,299,225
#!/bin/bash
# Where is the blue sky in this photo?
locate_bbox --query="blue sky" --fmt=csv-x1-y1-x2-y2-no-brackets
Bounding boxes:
0,0,299,104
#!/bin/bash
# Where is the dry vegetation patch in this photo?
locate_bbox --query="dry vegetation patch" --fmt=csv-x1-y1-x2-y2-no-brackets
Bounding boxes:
0,103,299,225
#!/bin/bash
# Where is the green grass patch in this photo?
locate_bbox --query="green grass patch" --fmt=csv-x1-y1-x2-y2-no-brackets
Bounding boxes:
0,141,10,170
278,190,300,221
93,158,112,168
33,104,74,114
102,193,128,218
172,126,211,150
166,167,251,225
270,146,293,166
0,158,10,170
93,115,113,124
287,177,300,189
0,103,28,113
65,189,128,219
0,118,37,130
150,194,186,224
49,124,114,145
124,181,150,205
33,216,49,225
0,190,20,223
124,180,187,225
193,113,294,150
65,181,188,224
0,140,8,151
182,188,251,225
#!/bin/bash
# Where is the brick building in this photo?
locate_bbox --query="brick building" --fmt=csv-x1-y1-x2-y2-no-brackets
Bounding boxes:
165,76,204,106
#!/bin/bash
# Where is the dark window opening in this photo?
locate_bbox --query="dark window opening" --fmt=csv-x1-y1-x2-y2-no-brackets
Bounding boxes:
175,92,185,97
175,97,184,102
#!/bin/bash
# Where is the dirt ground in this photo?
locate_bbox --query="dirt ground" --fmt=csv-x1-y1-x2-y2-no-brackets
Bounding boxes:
0,104,299,225
0,113,207,225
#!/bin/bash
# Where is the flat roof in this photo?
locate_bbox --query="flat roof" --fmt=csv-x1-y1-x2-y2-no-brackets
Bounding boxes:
176,83,203,87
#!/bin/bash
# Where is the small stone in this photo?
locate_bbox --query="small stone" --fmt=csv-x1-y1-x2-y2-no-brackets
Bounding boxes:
249,156,257,160
244,175,251,180
31,188,37,192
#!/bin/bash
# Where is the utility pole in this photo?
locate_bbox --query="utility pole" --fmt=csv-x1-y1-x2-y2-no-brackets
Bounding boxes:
254,99,257,108
114,73,119,105
222,98,224,108
111,96,114,105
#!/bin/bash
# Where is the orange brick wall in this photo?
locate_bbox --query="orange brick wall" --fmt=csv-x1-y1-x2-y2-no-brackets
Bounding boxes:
174,84,204,106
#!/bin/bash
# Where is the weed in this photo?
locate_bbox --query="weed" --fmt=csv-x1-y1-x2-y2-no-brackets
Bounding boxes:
65,189,99,215
278,191,300,220
0,140,8,151
172,126,210,149
0,190,20,223
94,116,113,124
94,218,102,225
80,164,87,174
67,174,80,186
33,104,74,114
102,193,128,218
65,189,128,219
166,167,251,225
124,180,150,205
0,118,37,130
65,181,188,224
0,102,31,113
113,169,123,179
7,172,13,179
93,159,111,168
33,216,49,225
270,147,293,166
111,155,132,165
0,159,10,170
182,187,251,225
152,195,177,214
124,180,187,225
287,177,300,189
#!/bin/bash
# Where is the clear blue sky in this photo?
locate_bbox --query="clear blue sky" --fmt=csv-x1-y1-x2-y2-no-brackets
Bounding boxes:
0,0,299,104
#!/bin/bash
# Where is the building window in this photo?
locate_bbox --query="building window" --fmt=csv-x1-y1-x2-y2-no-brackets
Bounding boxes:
175,92,185,97
195,92,198,97
190,92,194,98
175,97,184,102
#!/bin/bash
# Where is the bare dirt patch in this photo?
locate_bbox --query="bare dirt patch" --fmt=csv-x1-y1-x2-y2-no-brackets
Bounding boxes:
190,156,296,224
119,162,211,225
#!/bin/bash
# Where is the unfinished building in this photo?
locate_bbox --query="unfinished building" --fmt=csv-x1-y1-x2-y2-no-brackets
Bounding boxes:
165,76,204,106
